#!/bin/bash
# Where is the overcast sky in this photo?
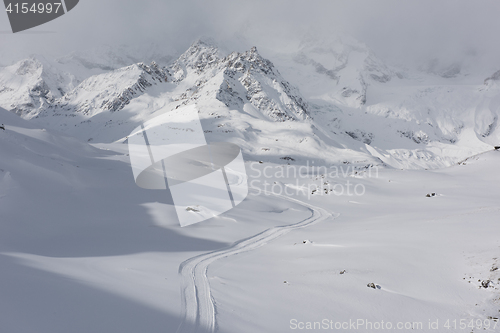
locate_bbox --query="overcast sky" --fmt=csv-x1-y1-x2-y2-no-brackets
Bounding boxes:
1,0,500,70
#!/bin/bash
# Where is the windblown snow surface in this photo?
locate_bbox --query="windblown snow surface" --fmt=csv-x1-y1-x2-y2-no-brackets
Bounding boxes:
0,38,499,333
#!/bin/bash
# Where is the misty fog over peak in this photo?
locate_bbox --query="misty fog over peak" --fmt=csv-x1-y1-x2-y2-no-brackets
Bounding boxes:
1,0,499,75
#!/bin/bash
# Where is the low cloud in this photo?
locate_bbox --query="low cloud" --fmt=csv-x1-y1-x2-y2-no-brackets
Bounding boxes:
1,0,499,70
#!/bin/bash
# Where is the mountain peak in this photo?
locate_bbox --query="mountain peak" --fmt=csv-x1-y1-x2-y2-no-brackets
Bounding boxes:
168,38,222,81
286,35,396,108
0,56,78,117
14,57,43,76
192,36,218,48
35,61,168,119
217,47,308,121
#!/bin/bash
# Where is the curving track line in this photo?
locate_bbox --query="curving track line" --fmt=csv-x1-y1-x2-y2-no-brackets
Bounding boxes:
175,189,336,333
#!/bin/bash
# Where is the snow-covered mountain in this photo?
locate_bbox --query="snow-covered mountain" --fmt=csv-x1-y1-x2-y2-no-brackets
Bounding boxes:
268,36,500,167
0,43,176,119
41,62,168,117
0,57,78,117
288,35,397,108
1,37,499,169
167,40,308,121
9,40,340,165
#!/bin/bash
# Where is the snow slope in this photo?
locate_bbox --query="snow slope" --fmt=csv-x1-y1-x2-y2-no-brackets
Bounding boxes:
209,151,500,333
0,104,499,332
1,36,500,332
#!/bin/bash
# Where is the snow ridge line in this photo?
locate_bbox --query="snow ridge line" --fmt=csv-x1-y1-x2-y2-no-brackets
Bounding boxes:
456,148,498,166
175,188,337,333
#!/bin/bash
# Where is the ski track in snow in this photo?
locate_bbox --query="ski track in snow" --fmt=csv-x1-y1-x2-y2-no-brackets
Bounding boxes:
175,189,336,333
